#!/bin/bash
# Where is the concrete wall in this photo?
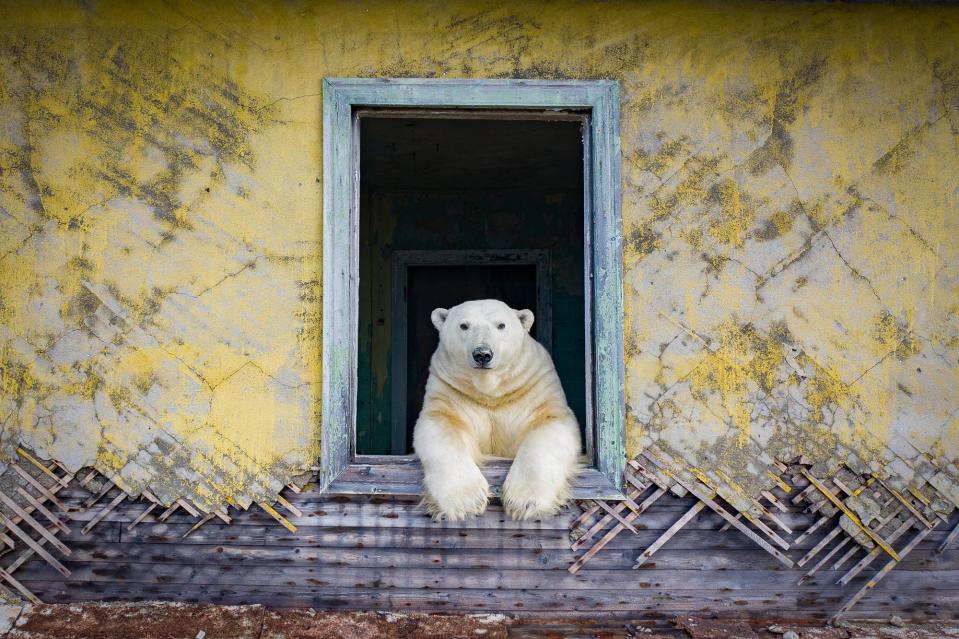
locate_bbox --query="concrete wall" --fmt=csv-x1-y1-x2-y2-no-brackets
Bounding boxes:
1,1,957,514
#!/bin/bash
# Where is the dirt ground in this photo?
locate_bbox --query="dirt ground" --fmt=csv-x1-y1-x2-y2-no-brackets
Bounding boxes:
0,603,957,639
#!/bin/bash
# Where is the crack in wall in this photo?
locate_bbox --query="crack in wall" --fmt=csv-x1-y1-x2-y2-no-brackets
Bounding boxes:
819,227,884,307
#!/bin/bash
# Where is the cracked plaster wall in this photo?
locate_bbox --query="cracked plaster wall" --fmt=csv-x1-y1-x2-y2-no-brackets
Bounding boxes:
0,1,957,514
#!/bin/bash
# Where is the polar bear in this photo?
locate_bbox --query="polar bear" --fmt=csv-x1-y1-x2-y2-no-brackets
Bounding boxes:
412,299,582,521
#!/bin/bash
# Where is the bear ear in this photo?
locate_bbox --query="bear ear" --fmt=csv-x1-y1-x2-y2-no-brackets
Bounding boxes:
516,309,534,333
431,308,449,331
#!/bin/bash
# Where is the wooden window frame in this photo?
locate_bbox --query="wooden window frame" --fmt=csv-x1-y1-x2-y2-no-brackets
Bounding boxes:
321,78,625,499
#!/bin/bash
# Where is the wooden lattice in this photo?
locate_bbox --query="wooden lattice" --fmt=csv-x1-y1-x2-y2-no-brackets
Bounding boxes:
0,447,302,604
3,444,957,616
789,464,951,621
569,446,959,619
569,448,794,575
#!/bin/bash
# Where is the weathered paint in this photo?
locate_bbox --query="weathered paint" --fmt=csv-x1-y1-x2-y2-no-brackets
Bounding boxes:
0,1,957,514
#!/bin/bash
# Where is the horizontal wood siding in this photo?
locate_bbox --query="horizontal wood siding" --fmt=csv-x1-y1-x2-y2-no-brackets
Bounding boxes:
12,487,959,621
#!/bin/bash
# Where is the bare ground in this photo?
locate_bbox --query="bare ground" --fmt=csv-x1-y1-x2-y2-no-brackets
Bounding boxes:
0,603,956,639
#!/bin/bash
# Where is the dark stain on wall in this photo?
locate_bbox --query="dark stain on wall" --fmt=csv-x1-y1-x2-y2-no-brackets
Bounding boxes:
1,30,274,233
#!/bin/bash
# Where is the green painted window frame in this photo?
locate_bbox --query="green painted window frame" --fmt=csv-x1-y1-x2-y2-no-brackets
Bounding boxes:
321,78,625,499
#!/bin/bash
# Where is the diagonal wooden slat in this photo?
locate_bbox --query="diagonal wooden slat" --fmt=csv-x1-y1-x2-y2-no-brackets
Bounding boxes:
837,518,916,586
0,513,70,577
568,487,666,574
797,525,843,569
569,453,956,621
761,490,788,512
831,525,936,622
938,519,959,555
175,499,202,518
83,480,115,509
15,486,70,534
275,495,302,518
0,452,317,606
641,451,794,567
790,483,817,505
793,513,833,546
78,469,99,488
875,477,935,529
259,501,297,533
633,501,705,569
800,469,900,561
719,489,792,535
157,503,180,522
182,513,216,539
570,501,602,533
798,499,903,573
571,484,657,552
594,499,639,534
831,543,863,571
799,537,850,585
0,492,70,555
6,523,65,573
0,565,41,604
16,450,70,488
127,503,159,531
9,464,67,512
81,492,128,535
623,468,651,494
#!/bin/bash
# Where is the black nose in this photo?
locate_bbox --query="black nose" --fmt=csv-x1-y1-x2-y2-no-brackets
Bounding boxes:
472,348,493,365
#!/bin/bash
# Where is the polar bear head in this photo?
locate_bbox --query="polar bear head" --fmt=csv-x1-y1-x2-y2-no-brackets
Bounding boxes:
431,299,534,371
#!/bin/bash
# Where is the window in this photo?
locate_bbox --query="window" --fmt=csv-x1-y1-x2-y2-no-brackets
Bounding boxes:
321,79,624,498
358,115,582,456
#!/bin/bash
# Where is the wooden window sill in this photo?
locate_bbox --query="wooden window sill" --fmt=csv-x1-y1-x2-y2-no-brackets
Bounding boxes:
326,455,625,500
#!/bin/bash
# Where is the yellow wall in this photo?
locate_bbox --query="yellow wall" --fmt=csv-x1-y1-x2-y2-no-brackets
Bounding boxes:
1,0,957,512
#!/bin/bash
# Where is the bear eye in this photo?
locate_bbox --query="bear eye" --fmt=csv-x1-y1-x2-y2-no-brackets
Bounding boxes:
459,322,469,330
497,323,506,330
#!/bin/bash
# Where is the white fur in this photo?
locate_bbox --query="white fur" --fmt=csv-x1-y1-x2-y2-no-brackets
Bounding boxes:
413,299,582,521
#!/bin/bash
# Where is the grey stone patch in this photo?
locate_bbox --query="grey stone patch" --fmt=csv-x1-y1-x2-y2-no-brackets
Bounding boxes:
929,472,959,509
0,603,25,633
884,458,915,490
839,514,875,550
845,492,882,527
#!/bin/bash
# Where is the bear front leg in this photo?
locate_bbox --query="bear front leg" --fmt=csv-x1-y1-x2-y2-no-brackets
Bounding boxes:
502,417,581,520
413,416,489,521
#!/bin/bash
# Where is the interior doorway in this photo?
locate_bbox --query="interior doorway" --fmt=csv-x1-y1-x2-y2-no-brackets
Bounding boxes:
356,112,587,455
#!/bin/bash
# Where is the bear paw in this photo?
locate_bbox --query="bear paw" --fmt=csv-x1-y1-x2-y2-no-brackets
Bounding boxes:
501,480,568,521
421,468,490,521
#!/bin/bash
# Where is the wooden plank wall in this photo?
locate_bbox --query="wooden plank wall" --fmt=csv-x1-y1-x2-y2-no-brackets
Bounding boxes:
13,485,959,621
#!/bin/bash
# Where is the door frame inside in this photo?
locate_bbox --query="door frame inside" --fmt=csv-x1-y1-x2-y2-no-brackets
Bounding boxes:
321,78,624,499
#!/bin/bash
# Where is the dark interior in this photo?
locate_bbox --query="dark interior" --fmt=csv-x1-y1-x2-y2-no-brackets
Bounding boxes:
357,113,586,455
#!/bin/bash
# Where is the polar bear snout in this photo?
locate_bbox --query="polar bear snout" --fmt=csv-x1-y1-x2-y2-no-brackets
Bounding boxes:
471,346,493,367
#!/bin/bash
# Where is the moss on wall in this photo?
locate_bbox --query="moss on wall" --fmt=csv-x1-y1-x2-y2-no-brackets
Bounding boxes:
1,0,957,512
